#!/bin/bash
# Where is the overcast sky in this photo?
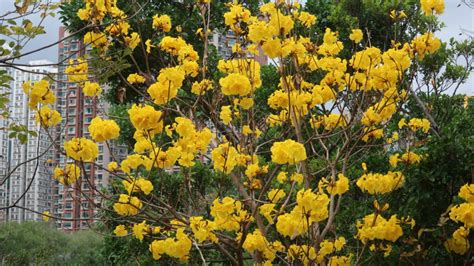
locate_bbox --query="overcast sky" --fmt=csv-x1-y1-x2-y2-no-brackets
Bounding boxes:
1,0,472,94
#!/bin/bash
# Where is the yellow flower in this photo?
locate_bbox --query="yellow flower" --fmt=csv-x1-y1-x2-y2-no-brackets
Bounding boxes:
152,14,172,32
459,184,474,203
398,118,407,129
276,189,330,237
349,29,363,43
120,154,153,174
189,216,218,243
449,203,474,228
149,228,192,261
334,237,346,251
400,151,422,165
389,153,400,168
191,79,213,95
324,174,349,195
83,31,108,48
291,173,304,185
128,104,164,135
77,6,90,21
125,32,141,50
444,227,470,255
122,177,154,195
242,230,278,263
268,189,286,203
64,138,99,162
211,143,240,174
219,105,232,125
390,10,407,20
411,32,441,60
105,21,130,36
238,97,254,110
42,211,50,222
224,4,251,34
420,0,445,15
277,172,288,183
108,161,119,172
147,67,185,105
36,106,62,128
145,39,154,53
259,204,276,224
298,11,316,28
219,73,252,96
408,118,430,133
82,82,102,97
114,225,128,237
356,213,403,244
113,194,143,216
53,163,81,185
271,140,307,165
133,221,149,241
88,116,120,142
65,58,88,83
127,73,146,84
23,80,56,108
210,197,251,231
356,171,405,194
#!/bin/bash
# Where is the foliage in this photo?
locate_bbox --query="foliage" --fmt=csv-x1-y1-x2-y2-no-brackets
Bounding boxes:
0,222,105,265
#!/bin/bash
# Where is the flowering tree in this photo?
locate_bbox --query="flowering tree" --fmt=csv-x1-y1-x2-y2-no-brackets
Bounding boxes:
16,0,474,264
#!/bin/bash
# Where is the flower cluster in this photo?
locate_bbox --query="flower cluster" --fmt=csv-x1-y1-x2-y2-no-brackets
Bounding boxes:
22,80,56,108
64,137,99,162
113,194,143,216
36,106,61,128
276,189,330,237
356,171,405,194
65,58,88,83
444,184,473,255
356,213,404,244
53,164,81,185
88,116,120,142
270,140,307,165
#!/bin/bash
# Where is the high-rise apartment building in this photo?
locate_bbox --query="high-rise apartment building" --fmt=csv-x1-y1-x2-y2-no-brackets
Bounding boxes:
0,60,57,222
54,26,127,231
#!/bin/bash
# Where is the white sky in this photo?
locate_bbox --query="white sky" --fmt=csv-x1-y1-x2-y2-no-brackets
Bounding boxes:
0,0,472,94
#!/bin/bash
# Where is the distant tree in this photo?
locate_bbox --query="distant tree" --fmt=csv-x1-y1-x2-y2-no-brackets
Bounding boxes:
0,222,105,265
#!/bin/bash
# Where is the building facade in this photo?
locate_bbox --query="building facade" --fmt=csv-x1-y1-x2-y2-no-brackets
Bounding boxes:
0,60,57,222
53,27,127,231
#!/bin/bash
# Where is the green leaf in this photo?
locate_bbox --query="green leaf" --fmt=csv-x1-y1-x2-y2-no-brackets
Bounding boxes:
18,134,27,144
